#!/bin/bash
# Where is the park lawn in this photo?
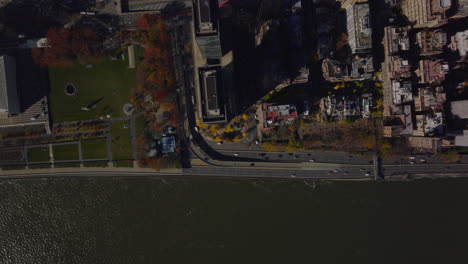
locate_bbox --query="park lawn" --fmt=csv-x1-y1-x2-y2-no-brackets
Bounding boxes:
53,144,79,161
48,56,137,123
27,146,50,162
134,114,147,138
110,120,133,160
81,138,108,160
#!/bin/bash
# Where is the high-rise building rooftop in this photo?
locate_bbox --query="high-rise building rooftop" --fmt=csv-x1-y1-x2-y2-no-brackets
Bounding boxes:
346,2,372,54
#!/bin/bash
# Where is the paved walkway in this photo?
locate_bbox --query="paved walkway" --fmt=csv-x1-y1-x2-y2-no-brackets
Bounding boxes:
106,123,113,162
49,143,54,168
78,140,83,161
129,111,145,161
0,167,182,178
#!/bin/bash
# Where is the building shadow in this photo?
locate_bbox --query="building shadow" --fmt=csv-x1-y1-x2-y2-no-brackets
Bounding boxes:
16,49,49,112
221,61,241,119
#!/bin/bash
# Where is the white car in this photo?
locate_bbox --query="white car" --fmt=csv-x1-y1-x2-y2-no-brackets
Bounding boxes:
365,172,371,176
233,153,239,156
255,140,259,145
194,126,199,132
409,156,416,160
80,11,95,15
217,141,223,145
290,173,296,178
410,161,415,164
420,159,426,163
309,159,315,163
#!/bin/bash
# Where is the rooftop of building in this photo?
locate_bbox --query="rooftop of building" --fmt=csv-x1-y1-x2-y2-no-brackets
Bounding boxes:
199,66,226,123
350,55,374,79
408,136,440,150
387,56,412,80
120,0,172,12
0,96,49,127
0,49,49,128
455,130,468,146
322,59,349,82
384,27,410,55
453,0,468,18
196,35,222,59
321,95,364,120
452,30,468,57
402,0,451,28
416,30,447,54
419,112,444,135
193,0,218,35
392,80,413,105
265,104,298,122
417,59,449,84
161,135,176,153
346,2,372,53
451,100,468,119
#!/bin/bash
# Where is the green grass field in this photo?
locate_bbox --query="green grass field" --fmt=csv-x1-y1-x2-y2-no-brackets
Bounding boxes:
53,144,79,161
27,146,50,162
110,120,133,160
81,138,108,160
134,114,147,138
48,56,137,123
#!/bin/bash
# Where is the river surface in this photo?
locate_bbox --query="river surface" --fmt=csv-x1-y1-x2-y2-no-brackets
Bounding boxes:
0,176,467,263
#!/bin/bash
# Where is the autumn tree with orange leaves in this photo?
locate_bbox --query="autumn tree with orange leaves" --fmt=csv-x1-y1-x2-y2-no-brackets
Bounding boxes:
129,14,181,170
32,27,103,67
131,15,175,105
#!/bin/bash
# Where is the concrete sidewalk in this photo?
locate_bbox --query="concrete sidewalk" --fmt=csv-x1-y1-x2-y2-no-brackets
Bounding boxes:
0,167,182,178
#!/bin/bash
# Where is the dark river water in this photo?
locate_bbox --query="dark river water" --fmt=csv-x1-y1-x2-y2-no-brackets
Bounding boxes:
1,176,467,263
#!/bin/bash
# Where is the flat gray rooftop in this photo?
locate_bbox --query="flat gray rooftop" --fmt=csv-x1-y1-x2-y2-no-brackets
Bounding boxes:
205,74,218,111
199,0,211,23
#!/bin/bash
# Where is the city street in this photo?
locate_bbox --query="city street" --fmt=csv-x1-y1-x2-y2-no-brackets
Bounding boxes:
204,149,373,165
184,165,373,179
166,0,468,180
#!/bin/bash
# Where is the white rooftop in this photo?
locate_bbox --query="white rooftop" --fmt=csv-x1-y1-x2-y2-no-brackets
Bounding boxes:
392,81,413,105
440,0,452,8
454,30,468,57
451,100,468,119
455,130,468,147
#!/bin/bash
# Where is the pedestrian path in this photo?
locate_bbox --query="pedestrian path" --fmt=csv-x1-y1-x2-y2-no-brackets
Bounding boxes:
0,167,182,178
